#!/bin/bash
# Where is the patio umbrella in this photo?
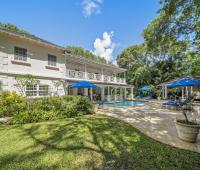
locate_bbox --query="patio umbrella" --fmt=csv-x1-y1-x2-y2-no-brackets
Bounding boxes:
167,77,200,88
70,81,97,88
138,86,152,91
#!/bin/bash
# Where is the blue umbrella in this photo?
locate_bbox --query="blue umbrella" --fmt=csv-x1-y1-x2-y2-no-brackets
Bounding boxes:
168,77,200,88
138,86,152,91
70,81,97,88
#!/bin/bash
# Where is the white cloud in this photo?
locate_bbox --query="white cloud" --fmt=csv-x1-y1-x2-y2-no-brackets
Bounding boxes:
82,0,103,17
93,31,116,62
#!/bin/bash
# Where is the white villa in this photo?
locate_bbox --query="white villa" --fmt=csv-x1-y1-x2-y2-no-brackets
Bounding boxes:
0,26,134,101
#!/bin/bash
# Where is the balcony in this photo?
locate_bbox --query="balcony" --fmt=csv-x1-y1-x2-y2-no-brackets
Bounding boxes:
66,69,126,84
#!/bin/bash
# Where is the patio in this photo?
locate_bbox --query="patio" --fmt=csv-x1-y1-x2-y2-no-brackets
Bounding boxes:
97,100,200,152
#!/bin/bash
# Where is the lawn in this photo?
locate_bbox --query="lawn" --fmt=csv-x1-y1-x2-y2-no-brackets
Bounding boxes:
0,115,200,170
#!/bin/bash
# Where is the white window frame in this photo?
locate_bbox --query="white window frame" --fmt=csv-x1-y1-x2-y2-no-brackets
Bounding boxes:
12,46,31,64
14,46,27,61
25,84,49,97
48,54,57,67
38,85,49,96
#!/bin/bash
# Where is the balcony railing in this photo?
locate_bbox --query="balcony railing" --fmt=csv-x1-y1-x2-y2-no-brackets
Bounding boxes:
68,70,85,79
66,69,126,84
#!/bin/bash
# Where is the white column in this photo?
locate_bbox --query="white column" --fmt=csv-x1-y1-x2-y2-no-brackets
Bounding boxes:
120,88,123,101
162,86,165,99
84,88,88,97
186,86,189,98
182,87,184,100
131,87,133,100
165,86,168,99
124,88,127,100
191,86,193,96
101,87,105,101
114,88,117,101
101,68,104,82
90,88,93,101
107,86,111,101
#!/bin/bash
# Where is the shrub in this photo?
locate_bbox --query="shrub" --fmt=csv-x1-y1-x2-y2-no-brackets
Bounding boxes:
60,95,93,117
28,97,61,112
0,91,27,117
11,95,93,124
12,110,60,124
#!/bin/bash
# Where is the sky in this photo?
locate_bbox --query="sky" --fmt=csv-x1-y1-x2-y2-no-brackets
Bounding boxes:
0,0,160,62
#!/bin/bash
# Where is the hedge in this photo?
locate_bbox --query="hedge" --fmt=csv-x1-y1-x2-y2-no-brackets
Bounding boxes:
0,91,93,124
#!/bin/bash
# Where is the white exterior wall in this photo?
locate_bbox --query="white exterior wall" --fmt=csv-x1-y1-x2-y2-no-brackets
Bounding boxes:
0,76,65,96
0,33,66,79
0,32,66,96
0,31,128,97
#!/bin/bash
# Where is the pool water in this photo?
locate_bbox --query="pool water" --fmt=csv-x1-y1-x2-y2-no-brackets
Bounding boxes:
101,100,146,107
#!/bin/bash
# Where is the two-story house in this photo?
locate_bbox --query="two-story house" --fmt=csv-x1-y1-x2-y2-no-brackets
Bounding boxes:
0,26,134,101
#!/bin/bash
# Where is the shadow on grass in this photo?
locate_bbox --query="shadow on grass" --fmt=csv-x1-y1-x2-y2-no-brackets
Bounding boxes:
0,115,200,169
0,116,141,169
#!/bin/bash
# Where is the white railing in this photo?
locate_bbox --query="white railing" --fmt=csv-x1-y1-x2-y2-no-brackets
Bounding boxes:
68,70,85,79
66,69,126,84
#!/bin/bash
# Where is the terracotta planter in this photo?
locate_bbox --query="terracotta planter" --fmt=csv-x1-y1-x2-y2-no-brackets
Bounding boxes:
175,120,200,143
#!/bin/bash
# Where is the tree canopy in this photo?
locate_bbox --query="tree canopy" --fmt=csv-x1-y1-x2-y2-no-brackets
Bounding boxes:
117,0,200,88
0,23,30,35
65,46,108,64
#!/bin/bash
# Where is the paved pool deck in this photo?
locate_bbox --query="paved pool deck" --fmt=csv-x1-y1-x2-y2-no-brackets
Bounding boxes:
97,100,200,153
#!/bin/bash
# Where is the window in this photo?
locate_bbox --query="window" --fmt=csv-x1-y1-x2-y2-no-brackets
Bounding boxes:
14,46,27,61
48,54,57,67
26,85,37,97
26,85,49,97
39,85,49,96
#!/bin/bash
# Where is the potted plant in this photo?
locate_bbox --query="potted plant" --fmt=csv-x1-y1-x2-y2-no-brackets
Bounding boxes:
175,102,200,142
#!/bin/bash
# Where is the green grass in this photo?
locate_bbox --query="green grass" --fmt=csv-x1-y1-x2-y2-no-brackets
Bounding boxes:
0,115,200,170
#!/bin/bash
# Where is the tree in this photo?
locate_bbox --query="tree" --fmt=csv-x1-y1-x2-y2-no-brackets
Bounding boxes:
52,80,65,96
143,0,200,52
0,23,30,35
117,44,154,87
14,75,40,96
65,46,108,64
117,41,190,88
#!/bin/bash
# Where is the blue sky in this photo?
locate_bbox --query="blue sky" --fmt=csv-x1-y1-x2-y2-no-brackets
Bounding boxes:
0,0,160,62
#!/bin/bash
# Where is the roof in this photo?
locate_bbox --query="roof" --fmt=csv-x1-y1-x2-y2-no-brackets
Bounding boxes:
157,76,200,86
0,26,126,72
65,53,126,73
0,25,63,49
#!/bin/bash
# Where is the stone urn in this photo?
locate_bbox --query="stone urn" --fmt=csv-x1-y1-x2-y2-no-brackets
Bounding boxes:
92,104,99,113
175,120,200,142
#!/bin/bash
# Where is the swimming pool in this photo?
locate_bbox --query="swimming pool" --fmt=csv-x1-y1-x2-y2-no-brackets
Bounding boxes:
100,100,146,107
